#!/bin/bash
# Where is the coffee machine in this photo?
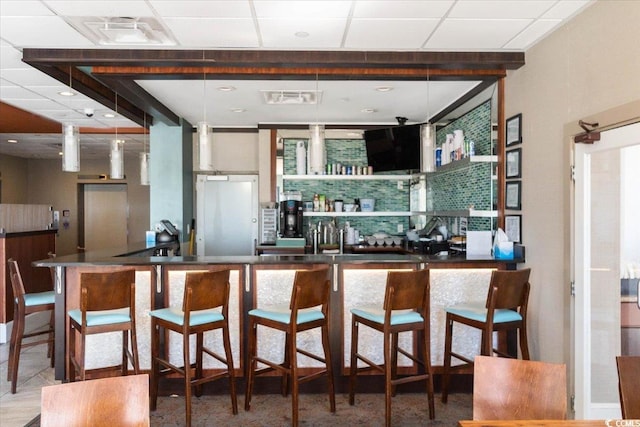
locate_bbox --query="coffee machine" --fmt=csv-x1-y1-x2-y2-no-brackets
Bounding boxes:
279,200,303,238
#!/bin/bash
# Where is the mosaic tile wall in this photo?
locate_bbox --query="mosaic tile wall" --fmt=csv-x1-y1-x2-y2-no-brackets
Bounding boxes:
283,138,410,236
433,99,495,232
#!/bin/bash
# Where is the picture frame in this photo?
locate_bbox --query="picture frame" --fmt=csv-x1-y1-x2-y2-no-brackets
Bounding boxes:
506,148,522,179
506,113,522,146
505,214,522,243
505,180,521,210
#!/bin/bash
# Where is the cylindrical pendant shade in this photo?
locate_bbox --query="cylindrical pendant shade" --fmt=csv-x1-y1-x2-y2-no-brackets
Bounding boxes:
110,139,124,179
139,152,150,185
308,124,325,175
62,123,79,172
420,123,435,173
197,122,214,171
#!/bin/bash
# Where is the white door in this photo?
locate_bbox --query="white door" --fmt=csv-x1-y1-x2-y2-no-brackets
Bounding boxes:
573,122,640,418
83,184,128,252
196,175,258,256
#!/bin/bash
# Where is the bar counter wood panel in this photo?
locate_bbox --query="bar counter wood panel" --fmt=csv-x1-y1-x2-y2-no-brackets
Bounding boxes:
38,249,523,385
458,421,607,427
0,230,56,327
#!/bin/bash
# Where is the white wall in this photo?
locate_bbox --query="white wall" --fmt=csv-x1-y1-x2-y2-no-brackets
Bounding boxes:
505,0,640,370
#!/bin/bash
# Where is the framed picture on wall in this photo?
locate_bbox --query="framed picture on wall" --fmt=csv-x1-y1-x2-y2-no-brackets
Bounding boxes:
505,181,522,210
506,148,522,179
506,113,522,146
505,214,522,243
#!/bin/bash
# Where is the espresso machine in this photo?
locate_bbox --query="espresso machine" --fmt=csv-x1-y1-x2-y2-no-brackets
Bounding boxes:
279,200,303,238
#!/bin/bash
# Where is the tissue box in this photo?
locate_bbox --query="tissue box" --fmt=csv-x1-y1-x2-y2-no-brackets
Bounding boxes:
494,241,514,260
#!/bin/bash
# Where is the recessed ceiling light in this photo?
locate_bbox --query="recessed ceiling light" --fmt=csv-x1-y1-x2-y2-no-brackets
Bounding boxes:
58,90,76,97
295,31,309,38
231,108,246,113
361,108,377,113
7,139,18,143
218,86,236,92
103,113,115,118
375,86,393,92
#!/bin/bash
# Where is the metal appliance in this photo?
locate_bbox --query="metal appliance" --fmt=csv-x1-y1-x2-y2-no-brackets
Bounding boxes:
260,208,278,244
279,200,303,238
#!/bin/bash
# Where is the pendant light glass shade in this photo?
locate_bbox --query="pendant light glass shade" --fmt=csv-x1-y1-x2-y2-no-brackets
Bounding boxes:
420,123,435,173
197,121,214,171
139,152,150,185
110,139,124,179
62,123,80,172
308,124,325,175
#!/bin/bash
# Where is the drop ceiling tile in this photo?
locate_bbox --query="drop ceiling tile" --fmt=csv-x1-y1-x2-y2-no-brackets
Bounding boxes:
542,0,593,19
163,18,259,47
0,1,55,16
0,86,46,100
449,0,556,19
3,98,62,112
0,16,94,47
253,1,352,18
0,45,29,69
504,19,562,50
42,0,154,17
0,67,66,86
426,19,531,50
259,18,347,48
352,0,454,18
345,19,439,49
150,0,253,18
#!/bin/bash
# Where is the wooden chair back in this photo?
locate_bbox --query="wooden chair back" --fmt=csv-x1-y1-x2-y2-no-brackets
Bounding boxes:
79,269,136,312
289,267,331,312
616,356,640,419
183,269,230,312
473,355,567,420
383,269,430,312
486,268,531,312
7,259,27,303
41,374,150,427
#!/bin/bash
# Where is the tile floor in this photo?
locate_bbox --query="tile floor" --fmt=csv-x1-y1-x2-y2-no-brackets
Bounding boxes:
0,325,58,427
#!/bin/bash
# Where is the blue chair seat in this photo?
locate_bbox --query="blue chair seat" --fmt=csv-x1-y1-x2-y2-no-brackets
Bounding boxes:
351,307,423,326
445,303,522,323
149,307,224,326
68,307,131,327
248,307,324,324
23,291,55,307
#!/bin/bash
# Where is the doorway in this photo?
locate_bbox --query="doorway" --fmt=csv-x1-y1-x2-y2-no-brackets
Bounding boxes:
79,183,128,252
573,122,640,418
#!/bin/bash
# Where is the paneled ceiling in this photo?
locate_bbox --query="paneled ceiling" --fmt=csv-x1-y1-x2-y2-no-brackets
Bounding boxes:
0,0,593,159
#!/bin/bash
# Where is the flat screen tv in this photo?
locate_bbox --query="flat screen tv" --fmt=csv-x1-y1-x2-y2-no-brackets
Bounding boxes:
364,124,421,172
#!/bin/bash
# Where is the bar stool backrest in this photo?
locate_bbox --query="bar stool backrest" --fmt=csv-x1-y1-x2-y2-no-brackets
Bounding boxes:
289,267,331,314
485,268,531,312
79,269,136,312
8,259,28,306
384,269,430,313
183,269,230,312
616,355,640,419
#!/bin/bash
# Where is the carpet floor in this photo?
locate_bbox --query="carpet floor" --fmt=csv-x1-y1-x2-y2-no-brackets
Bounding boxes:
149,392,472,426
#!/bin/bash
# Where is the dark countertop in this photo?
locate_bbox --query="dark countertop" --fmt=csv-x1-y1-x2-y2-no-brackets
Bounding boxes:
33,240,524,268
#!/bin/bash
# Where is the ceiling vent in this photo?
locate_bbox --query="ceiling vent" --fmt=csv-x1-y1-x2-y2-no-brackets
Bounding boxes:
67,17,177,46
261,90,323,105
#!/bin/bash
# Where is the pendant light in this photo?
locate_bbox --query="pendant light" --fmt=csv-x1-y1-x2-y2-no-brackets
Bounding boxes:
62,123,80,172
308,72,325,175
61,68,80,172
110,93,124,179
421,71,435,173
139,113,150,185
197,69,214,171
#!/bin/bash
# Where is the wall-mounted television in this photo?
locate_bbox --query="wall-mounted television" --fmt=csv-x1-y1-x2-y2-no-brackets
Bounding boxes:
364,124,421,173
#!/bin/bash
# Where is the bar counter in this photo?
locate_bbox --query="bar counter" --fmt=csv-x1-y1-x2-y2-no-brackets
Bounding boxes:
35,242,525,387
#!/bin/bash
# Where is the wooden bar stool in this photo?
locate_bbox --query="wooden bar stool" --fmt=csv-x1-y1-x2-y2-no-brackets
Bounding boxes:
441,268,531,403
149,270,238,427
67,269,140,381
244,267,335,427
616,356,640,419
7,259,55,394
348,269,435,426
